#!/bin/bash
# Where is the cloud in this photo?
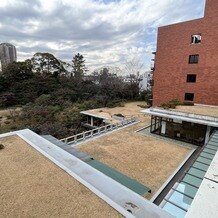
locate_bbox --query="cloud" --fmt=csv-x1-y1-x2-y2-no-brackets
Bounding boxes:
0,0,205,72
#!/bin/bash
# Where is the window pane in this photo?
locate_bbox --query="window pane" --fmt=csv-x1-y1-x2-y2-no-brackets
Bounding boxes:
184,93,194,101
189,55,199,64
187,74,196,83
163,202,186,218
168,191,192,210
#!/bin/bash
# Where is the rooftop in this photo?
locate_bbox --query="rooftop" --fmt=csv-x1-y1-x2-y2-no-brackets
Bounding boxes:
81,101,146,124
78,117,193,199
0,135,120,217
142,107,218,128
171,105,218,118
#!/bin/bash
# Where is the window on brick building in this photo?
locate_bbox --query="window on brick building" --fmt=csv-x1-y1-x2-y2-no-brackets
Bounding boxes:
187,74,196,83
189,55,199,64
184,93,194,101
191,34,201,44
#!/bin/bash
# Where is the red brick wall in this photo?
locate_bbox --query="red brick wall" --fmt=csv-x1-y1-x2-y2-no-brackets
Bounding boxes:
153,0,218,106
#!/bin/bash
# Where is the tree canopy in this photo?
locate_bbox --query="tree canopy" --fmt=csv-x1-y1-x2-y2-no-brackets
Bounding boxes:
0,56,149,138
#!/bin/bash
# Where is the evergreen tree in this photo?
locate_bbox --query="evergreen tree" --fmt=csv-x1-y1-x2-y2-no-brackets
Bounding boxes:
72,53,87,80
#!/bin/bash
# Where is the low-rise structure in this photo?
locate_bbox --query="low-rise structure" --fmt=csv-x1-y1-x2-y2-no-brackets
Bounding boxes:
142,105,218,146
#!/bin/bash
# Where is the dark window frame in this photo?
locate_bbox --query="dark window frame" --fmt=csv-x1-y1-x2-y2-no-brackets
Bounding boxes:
189,55,199,64
184,93,194,101
187,74,197,83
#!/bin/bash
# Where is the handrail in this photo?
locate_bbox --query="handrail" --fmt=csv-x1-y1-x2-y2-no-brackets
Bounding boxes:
60,117,138,145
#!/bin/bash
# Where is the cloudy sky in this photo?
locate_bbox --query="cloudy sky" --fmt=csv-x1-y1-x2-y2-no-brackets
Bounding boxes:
0,0,205,72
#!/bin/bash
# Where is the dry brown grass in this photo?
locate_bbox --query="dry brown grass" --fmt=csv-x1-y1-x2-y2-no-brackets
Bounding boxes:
82,101,147,123
0,108,21,125
172,105,218,117
78,120,191,199
0,136,121,218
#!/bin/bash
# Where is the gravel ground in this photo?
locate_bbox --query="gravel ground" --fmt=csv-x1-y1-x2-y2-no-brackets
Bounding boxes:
0,136,121,218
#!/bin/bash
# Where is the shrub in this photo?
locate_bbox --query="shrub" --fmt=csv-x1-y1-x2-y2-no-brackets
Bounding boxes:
114,113,125,117
106,99,123,108
169,99,182,106
0,92,16,107
160,103,171,109
0,144,4,150
183,101,194,106
137,104,149,109
160,99,183,109
35,94,52,106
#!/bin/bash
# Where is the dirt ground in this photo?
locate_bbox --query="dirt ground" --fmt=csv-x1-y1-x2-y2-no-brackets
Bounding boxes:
0,136,121,218
172,105,218,117
78,120,192,199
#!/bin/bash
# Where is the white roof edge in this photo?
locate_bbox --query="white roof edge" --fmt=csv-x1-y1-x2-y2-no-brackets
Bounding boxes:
0,129,173,218
80,111,109,120
141,108,218,127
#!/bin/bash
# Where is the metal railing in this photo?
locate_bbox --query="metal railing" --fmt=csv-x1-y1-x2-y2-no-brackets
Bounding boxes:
60,117,137,145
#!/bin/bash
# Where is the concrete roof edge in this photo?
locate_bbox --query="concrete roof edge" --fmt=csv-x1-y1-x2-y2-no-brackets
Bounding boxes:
80,111,109,120
141,108,218,127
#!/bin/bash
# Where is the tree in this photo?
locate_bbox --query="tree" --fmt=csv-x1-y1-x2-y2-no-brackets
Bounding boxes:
91,68,125,106
124,58,144,99
72,53,87,81
30,52,66,76
2,61,33,84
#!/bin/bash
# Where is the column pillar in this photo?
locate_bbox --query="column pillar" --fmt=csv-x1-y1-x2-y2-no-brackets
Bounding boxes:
161,120,166,134
91,116,94,126
205,126,211,144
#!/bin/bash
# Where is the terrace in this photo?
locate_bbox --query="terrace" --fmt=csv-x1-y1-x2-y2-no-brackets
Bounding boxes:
80,101,145,127
77,102,194,199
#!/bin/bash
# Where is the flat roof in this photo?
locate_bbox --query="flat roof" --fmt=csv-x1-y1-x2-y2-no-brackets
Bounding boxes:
172,105,218,118
81,101,146,124
0,129,173,218
78,117,192,199
0,136,120,217
142,108,218,127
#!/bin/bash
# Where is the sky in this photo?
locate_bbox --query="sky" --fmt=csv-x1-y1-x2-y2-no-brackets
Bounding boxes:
0,0,206,72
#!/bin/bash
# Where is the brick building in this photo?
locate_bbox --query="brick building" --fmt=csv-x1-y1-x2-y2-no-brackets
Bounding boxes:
152,0,218,106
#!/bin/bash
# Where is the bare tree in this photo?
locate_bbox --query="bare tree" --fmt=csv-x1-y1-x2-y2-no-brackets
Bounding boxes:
123,58,144,99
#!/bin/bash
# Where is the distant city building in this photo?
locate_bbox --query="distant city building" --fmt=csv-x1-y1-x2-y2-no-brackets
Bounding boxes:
139,71,153,91
122,71,153,91
0,43,17,71
152,0,218,106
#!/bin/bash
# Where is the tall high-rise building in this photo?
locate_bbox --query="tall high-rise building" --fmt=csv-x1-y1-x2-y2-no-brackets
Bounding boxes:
0,43,17,71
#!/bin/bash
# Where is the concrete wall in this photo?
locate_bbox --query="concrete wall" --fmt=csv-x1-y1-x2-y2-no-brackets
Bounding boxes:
152,0,218,106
